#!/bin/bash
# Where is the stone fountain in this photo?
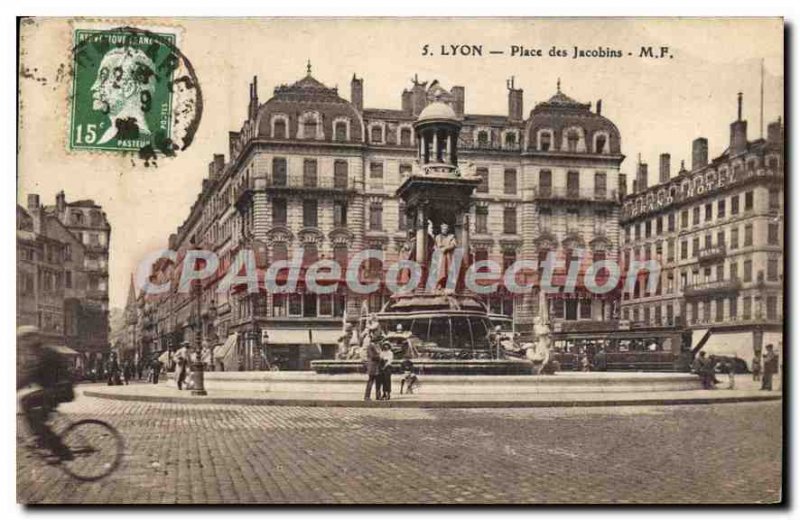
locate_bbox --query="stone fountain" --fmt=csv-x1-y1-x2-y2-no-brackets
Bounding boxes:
312,99,533,375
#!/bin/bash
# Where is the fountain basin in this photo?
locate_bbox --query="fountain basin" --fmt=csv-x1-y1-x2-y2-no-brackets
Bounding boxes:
310,358,534,375
168,370,702,395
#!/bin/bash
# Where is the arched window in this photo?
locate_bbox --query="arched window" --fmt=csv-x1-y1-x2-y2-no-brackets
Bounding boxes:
566,130,580,152
594,133,608,154
539,130,552,152
303,243,319,267
334,121,348,141
273,119,287,139
271,243,288,263
303,118,317,139
400,127,412,146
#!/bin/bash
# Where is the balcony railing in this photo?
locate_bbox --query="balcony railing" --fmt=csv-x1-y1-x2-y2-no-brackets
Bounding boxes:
697,244,726,263
532,186,618,203
683,279,742,297
267,174,356,192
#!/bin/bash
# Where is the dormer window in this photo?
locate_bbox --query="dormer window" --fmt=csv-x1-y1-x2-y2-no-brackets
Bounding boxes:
303,119,317,139
297,112,322,140
334,121,347,142
538,130,552,152
504,132,517,147
274,119,287,139
595,133,607,154
477,131,489,147
567,130,580,152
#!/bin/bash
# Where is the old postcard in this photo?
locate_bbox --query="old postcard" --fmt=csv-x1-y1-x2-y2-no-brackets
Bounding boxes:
16,17,784,504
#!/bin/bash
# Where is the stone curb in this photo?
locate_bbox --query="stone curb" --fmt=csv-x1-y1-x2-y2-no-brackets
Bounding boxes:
83,389,782,409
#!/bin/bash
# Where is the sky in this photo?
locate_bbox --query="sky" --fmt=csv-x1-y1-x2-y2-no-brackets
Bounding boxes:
17,17,784,310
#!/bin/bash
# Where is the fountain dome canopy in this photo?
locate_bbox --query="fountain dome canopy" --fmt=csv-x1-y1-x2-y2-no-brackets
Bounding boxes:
417,101,458,123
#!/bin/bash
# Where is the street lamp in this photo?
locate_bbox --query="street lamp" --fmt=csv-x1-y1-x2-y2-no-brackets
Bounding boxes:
189,244,207,396
207,302,217,371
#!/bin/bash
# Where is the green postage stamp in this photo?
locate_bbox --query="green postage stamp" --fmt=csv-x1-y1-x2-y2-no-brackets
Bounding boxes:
70,26,201,159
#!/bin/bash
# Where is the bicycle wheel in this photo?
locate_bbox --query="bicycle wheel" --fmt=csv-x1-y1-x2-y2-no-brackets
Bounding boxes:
58,419,124,481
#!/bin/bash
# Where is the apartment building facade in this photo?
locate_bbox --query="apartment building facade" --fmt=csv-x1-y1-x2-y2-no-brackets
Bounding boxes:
620,97,784,360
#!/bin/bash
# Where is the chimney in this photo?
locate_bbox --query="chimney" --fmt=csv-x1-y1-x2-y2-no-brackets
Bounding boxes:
350,74,363,112
451,86,465,117
729,92,748,155
636,161,648,191
401,90,413,115
618,173,627,198
596,99,602,116
55,190,66,214
209,154,225,179
692,138,708,170
229,131,240,159
659,153,671,183
767,118,783,144
248,76,259,121
506,77,522,121
27,193,40,212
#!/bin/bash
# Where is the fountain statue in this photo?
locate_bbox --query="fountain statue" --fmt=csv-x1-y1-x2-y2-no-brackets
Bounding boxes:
526,316,554,375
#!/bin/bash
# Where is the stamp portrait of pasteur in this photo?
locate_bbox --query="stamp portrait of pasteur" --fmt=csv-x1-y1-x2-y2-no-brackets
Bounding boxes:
90,46,156,144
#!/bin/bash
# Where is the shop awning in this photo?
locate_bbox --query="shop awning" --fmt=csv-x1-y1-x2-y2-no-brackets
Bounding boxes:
49,345,79,357
266,328,312,344
693,330,755,361
311,329,343,345
214,333,238,360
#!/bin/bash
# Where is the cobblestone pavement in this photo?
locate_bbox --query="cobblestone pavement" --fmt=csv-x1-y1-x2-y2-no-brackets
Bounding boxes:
17,394,782,504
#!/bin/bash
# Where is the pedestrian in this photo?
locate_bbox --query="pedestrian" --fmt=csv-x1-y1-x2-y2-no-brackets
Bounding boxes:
363,322,381,401
122,360,132,385
176,342,190,390
151,357,162,384
594,346,607,372
761,344,778,391
400,356,419,395
692,351,713,389
727,358,736,389
751,353,762,381
106,353,121,386
580,350,591,372
379,342,394,400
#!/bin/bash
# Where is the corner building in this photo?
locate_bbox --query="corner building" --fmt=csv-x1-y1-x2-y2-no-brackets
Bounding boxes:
620,97,784,362
146,71,624,370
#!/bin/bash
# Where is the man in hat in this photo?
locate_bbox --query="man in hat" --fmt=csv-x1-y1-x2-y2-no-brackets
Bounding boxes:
363,321,382,400
762,344,779,391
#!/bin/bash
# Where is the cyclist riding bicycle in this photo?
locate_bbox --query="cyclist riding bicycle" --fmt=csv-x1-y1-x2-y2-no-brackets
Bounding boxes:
17,326,76,460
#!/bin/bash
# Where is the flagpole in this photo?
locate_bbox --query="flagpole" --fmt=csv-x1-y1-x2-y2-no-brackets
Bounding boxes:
760,58,765,139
